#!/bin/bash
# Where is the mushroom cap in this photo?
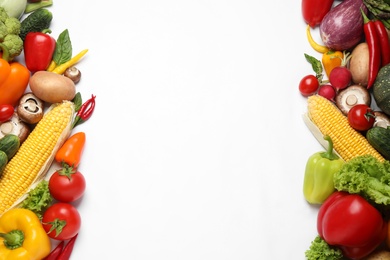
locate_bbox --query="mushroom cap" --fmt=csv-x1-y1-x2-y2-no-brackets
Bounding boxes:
17,93,44,124
335,85,371,115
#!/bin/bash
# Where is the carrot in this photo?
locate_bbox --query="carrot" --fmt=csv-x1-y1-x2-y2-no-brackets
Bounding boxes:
55,132,86,168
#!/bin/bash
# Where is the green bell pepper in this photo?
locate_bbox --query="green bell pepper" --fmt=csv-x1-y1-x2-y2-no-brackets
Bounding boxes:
303,135,344,204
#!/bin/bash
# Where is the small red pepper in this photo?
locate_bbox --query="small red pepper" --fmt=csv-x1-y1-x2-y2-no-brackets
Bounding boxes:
374,19,390,67
57,233,78,260
42,241,64,260
362,9,381,89
72,94,96,129
23,29,56,73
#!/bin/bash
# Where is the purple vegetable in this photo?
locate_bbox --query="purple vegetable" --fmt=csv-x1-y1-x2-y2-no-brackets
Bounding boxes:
320,0,367,51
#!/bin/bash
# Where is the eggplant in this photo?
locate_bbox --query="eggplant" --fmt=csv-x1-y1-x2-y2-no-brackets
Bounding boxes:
319,0,367,51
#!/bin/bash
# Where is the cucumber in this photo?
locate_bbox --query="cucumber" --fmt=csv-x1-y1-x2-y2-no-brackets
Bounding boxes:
373,64,390,115
367,126,390,160
0,151,8,176
19,8,53,41
0,134,20,160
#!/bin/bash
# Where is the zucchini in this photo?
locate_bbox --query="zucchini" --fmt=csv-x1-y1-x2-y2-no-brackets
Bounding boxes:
0,151,7,176
373,64,390,115
19,8,52,41
0,134,20,160
367,126,390,160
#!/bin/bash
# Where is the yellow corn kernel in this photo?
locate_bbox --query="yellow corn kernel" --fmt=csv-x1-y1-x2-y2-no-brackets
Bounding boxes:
307,95,385,162
0,101,74,215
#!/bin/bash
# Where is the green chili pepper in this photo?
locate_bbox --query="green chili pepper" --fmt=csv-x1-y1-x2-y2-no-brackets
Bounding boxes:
303,135,345,204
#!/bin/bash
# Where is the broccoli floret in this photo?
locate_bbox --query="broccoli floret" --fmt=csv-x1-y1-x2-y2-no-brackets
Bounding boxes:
0,22,7,41
2,34,23,60
0,7,8,23
5,17,20,35
305,236,343,260
333,155,390,205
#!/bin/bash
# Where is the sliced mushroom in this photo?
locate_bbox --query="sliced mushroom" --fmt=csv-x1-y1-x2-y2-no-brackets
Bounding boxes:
0,113,30,143
335,85,371,115
17,93,44,124
373,111,390,128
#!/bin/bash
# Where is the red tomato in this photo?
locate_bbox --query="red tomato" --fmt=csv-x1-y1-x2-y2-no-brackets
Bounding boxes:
49,167,86,202
347,104,375,131
299,75,319,96
0,104,14,122
302,0,334,28
318,192,387,259
42,203,81,241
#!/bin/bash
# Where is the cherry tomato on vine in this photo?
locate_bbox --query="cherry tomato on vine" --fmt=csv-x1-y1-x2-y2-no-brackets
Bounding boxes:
42,202,81,241
299,74,319,96
0,104,14,122
49,164,86,202
347,104,375,131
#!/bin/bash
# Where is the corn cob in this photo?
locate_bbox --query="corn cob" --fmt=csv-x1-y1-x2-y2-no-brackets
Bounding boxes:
0,101,74,215
306,95,385,162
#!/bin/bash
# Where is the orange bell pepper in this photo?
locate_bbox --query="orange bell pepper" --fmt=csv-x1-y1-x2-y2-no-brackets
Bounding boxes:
322,50,344,78
0,43,30,106
55,131,86,168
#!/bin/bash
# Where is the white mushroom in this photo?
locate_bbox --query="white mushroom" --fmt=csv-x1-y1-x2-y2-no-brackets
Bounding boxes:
335,85,371,115
0,113,30,143
17,93,44,124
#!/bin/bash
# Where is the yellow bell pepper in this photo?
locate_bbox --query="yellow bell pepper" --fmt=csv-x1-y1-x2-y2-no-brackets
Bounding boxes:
0,208,51,260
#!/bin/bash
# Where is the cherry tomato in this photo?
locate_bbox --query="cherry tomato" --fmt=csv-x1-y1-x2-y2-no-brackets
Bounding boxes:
49,166,86,202
299,74,319,96
0,104,14,122
302,0,334,28
347,104,375,131
42,202,81,241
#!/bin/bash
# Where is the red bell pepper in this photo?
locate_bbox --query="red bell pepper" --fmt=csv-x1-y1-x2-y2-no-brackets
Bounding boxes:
317,191,387,259
302,0,335,28
23,30,56,73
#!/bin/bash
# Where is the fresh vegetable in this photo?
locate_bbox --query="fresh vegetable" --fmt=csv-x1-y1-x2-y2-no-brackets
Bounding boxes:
0,113,30,143
362,9,381,89
0,104,13,122
72,94,96,128
20,180,52,219
46,29,72,72
374,19,390,67
25,0,53,14
43,240,64,260
317,84,336,100
349,42,369,87
0,0,26,19
347,103,376,131
20,8,53,41
329,66,352,90
299,75,319,97
303,135,344,204
64,66,82,83
367,126,390,160
363,0,390,29
0,101,74,215
305,236,343,260
0,208,51,259
317,191,387,259
24,29,56,72
52,48,88,75
306,95,385,162
333,154,390,205
322,50,343,78
373,63,390,115
29,71,76,104
0,134,20,160
55,131,86,168
0,151,7,175
0,7,23,61
306,25,329,53
319,0,367,51
0,43,30,106
302,0,335,28
16,92,44,124
49,164,86,202
42,202,81,241
57,233,78,260
335,85,371,115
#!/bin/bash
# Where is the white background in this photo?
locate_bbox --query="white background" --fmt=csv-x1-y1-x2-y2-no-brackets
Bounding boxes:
20,0,326,259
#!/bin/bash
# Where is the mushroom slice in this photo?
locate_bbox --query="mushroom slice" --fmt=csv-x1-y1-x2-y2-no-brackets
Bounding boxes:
17,92,44,124
0,113,30,143
373,111,390,128
335,85,371,115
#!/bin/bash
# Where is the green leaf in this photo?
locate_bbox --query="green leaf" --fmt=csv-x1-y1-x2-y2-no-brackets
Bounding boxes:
53,29,72,66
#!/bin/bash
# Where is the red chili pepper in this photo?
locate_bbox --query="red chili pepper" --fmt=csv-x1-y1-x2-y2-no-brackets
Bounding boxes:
72,94,96,128
362,10,381,89
374,19,390,67
42,241,64,260
57,233,78,260
23,29,56,73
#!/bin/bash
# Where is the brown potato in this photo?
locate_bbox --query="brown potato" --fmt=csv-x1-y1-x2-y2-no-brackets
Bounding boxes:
29,71,76,104
349,42,369,87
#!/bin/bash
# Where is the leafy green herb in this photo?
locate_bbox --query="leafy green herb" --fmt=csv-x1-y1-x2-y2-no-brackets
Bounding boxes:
304,53,324,83
53,29,72,66
21,180,52,219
